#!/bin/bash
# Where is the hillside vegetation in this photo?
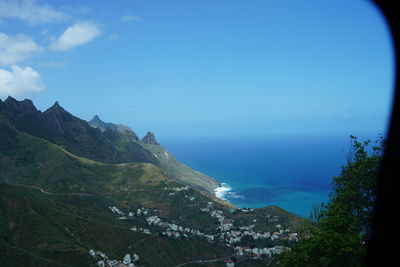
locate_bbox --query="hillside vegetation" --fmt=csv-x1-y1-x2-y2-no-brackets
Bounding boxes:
280,136,384,266
1,98,307,266
141,143,220,193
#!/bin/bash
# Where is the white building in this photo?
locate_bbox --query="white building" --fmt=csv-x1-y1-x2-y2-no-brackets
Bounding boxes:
123,254,132,265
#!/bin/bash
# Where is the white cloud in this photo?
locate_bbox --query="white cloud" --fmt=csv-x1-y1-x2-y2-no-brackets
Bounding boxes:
0,65,44,99
120,14,141,22
0,32,43,66
50,22,101,51
0,0,67,25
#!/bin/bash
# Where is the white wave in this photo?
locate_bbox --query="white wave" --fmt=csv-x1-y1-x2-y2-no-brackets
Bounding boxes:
214,183,244,200
214,183,231,200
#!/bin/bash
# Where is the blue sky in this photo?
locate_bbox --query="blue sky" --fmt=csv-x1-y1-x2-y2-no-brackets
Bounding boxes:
0,0,394,139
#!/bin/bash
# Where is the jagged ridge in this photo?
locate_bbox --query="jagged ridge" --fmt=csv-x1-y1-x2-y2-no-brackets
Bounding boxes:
1,97,159,166
87,114,220,193
0,98,308,266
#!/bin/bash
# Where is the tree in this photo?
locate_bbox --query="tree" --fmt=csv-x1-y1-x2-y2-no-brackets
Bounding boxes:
280,136,384,267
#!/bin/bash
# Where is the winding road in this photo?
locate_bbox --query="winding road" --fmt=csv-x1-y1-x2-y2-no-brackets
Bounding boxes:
2,179,240,266
5,182,164,197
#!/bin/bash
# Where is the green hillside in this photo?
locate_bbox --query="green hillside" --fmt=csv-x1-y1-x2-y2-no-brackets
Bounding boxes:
0,99,307,266
141,143,220,193
88,114,220,194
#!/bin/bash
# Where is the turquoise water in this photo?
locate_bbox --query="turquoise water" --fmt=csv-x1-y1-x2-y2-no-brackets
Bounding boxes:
161,134,374,218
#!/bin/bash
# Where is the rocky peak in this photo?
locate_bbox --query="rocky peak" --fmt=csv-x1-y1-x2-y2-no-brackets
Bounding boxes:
141,131,158,145
89,114,105,125
4,96,20,109
21,99,38,112
88,116,139,141
43,101,80,135
44,101,67,115
89,115,117,132
91,114,102,123
3,96,38,114
4,96,18,105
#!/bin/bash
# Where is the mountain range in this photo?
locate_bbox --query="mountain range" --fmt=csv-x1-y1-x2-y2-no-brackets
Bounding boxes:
0,97,307,266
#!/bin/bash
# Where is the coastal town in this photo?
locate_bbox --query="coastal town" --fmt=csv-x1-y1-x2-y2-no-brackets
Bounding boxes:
89,250,140,267
90,185,300,267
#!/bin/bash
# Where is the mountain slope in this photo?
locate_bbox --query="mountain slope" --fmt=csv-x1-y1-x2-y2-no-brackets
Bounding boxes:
1,98,308,266
1,97,158,166
141,142,220,193
2,98,219,194
0,118,170,195
87,115,220,193
0,116,234,265
89,115,140,141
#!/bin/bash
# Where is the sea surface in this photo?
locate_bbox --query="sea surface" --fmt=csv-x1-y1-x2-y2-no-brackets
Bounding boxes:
161,134,377,218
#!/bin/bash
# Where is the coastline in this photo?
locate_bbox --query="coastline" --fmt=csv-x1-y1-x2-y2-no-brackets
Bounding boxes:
162,136,346,218
214,182,245,202
212,181,329,218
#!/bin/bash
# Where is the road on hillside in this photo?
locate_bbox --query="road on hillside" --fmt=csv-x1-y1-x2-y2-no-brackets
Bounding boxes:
6,181,166,197
174,254,236,267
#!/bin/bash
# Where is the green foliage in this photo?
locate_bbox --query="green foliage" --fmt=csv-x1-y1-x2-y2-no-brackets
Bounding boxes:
1,100,307,266
0,127,305,266
281,135,384,267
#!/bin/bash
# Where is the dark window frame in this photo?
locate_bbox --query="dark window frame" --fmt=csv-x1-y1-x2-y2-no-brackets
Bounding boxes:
368,1,400,265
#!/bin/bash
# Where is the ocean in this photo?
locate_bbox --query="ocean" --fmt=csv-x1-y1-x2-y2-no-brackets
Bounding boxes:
161,134,376,218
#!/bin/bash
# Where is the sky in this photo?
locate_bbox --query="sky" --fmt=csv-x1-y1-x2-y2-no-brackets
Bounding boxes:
0,0,395,139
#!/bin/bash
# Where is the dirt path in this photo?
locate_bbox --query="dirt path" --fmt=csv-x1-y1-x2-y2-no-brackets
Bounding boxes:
174,254,236,266
15,184,93,196
7,182,165,197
